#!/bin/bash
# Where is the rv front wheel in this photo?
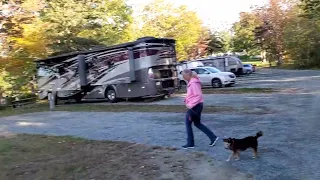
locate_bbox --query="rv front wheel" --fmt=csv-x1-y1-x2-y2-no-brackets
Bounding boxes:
179,80,187,90
105,88,117,103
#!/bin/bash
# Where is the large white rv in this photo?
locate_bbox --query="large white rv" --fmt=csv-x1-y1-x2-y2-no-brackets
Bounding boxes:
36,37,178,103
198,56,244,75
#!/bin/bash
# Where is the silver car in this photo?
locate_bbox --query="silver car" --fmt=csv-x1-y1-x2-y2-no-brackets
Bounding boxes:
178,66,236,88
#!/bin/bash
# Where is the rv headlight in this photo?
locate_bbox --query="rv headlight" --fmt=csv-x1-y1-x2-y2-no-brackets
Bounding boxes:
156,82,161,86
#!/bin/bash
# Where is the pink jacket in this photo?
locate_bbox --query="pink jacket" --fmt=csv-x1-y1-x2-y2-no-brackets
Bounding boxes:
184,77,204,109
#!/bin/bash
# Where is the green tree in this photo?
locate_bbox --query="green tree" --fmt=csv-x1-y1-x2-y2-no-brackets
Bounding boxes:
218,30,233,53
0,0,134,97
297,0,320,67
0,70,12,99
138,0,205,60
41,0,133,53
231,12,262,56
207,31,223,55
300,0,320,19
253,0,320,67
0,0,45,96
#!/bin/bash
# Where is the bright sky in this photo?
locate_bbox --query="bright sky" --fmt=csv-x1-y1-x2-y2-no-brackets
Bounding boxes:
127,0,268,31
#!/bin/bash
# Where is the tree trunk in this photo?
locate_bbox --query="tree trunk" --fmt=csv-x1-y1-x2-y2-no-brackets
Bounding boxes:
261,50,267,63
277,53,283,66
0,90,3,99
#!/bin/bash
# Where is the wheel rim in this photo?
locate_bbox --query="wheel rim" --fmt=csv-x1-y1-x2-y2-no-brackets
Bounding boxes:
181,81,186,85
212,80,221,88
107,90,116,100
180,81,187,88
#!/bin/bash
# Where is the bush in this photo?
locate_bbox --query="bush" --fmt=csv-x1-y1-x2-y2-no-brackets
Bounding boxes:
0,105,6,111
239,55,251,61
19,93,37,100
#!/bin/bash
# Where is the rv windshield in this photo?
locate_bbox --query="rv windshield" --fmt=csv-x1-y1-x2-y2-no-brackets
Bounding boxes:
206,67,221,73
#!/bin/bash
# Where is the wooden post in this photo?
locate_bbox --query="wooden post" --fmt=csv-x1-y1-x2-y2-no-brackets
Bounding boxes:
49,91,56,110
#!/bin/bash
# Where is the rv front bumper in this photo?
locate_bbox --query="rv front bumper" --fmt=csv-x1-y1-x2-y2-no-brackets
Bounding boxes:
161,87,175,95
155,78,178,94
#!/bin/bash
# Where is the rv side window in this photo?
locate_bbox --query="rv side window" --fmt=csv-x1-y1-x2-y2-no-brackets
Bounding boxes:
228,59,238,66
37,67,55,77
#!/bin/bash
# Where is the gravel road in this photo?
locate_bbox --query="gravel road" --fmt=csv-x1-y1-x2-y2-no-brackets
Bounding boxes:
235,68,320,92
1,68,320,180
1,109,319,180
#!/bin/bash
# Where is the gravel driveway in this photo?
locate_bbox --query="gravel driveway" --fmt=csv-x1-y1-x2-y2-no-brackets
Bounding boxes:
1,68,320,180
235,68,320,92
1,109,319,180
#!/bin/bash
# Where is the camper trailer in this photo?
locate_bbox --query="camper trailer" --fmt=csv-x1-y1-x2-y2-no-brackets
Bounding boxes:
198,56,244,75
36,37,178,103
176,60,204,73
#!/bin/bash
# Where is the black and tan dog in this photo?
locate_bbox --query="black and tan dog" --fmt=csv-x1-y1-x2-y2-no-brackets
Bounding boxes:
223,131,263,161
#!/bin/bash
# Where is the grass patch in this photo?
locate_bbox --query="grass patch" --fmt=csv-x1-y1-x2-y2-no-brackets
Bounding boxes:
0,134,167,179
244,61,275,68
0,134,249,179
177,88,278,94
268,63,320,70
0,102,235,117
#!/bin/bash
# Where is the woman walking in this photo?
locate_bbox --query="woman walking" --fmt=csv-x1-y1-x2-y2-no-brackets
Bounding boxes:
182,69,219,149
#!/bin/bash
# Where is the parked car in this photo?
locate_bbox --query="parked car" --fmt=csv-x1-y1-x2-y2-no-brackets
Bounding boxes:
252,64,256,72
178,66,236,88
243,64,254,74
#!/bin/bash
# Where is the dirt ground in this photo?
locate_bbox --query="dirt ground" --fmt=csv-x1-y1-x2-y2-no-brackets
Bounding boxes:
0,134,251,180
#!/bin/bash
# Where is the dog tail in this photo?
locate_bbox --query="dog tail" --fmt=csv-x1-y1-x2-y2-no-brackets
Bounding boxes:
255,131,263,139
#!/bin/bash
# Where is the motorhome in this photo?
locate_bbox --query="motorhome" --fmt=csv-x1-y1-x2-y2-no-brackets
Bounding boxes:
198,56,244,75
36,37,178,103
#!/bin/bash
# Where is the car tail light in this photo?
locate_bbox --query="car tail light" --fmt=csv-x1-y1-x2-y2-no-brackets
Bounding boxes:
148,68,154,79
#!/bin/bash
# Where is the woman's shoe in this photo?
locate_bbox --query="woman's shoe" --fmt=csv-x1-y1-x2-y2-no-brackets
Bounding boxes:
182,144,195,149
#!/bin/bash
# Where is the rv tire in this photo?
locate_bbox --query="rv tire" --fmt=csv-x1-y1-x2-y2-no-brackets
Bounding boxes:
74,95,82,103
105,87,117,103
55,95,58,105
179,80,187,89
